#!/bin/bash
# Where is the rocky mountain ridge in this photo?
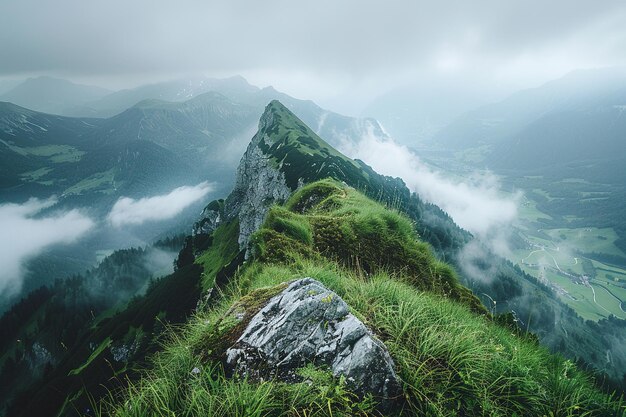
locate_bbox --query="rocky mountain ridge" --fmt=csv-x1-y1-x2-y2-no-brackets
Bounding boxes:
1,99,624,416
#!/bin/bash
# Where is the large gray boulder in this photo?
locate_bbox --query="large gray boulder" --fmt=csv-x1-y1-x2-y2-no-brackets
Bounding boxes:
225,278,402,403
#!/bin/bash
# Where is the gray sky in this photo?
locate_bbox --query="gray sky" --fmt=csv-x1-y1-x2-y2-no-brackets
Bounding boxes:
1,0,626,112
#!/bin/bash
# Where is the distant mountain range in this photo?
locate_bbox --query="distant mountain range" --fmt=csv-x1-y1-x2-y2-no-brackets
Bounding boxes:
432,67,626,184
362,76,504,144
0,76,389,207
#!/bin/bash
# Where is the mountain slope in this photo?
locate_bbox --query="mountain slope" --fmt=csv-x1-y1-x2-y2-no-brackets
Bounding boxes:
93,92,259,167
0,79,395,205
195,102,626,388
434,68,626,184
489,105,626,183
0,101,104,190
194,100,468,259
430,68,626,269
65,74,391,160
0,238,182,415
67,75,260,118
0,93,255,204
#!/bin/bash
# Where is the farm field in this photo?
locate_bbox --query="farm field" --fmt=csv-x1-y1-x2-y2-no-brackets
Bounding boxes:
511,191,626,321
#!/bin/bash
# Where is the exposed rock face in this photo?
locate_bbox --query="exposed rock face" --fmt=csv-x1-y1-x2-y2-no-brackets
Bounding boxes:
193,101,293,253
192,208,220,236
192,200,224,236
26,342,54,372
224,140,291,250
110,339,140,363
225,278,402,404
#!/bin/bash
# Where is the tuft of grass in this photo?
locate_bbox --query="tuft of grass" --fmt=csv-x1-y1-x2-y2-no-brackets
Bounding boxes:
254,180,485,313
264,206,313,246
194,220,241,290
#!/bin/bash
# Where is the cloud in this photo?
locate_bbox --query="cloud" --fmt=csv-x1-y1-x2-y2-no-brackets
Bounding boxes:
1,0,625,113
0,197,94,296
108,182,214,227
338,128,520,241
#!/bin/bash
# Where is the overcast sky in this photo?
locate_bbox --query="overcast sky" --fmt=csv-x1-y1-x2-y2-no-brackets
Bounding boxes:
1,0,625,112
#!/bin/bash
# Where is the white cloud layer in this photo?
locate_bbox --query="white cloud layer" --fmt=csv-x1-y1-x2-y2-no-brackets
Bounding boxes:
108,182,214,227
1,0,625,113
338,128,520,252
0,197,94,295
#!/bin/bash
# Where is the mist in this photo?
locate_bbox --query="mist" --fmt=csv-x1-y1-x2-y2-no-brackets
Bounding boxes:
0,197,94,296
85,246,178,306
108,182,214,228
338,129,519,241
143,247,178,278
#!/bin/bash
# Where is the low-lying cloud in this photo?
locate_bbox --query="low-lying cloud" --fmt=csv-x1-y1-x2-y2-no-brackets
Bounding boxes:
0,197,94,296
108,182,214,227
338,128,520,263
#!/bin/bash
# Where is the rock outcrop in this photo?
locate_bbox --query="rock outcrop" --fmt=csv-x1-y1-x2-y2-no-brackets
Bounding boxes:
225,278,402,405
223,122,292,250
192,199,224,236
193,101,293,252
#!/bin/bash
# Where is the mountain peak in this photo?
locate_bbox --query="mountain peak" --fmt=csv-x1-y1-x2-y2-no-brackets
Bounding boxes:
130,91,231,111
258,99,289,132
194,100,409,253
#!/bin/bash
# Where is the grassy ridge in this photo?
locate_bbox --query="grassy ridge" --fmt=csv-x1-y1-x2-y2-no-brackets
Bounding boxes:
100,181,625,416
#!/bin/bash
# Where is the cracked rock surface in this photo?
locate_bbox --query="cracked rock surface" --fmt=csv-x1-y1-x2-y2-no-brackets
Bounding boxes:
225,278,402,402
192,102,292,253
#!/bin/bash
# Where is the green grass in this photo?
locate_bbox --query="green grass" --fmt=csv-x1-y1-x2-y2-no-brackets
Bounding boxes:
518,247,585,276
68,337,112,376
518,197,553,222
592,261,626,303
101,260,624,416
20,167,53,182
97,180,625,417
544,228,625,258
64,168,117,195
253,180,484,312
8,144,85,162
262,101,361,170
510,198,626,320
591,284,626,319
194,220,241,290
593,261,626,276
516,262,626,321
532,188,558,201
257,102,370,191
